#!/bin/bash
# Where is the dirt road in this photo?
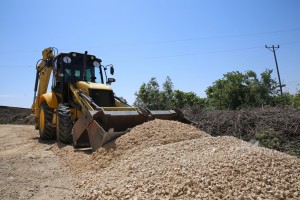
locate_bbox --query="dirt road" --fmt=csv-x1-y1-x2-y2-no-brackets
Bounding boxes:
0,125,78,200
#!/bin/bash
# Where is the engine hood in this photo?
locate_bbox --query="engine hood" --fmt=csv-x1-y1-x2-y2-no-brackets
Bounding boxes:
76,81,113,95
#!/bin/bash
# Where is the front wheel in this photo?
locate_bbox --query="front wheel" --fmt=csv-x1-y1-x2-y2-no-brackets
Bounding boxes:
56,104,73,144
39,102,56,140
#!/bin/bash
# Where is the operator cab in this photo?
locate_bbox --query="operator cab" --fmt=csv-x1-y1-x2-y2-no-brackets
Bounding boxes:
54,52,102,84
51,52,104,91
51,52,116,107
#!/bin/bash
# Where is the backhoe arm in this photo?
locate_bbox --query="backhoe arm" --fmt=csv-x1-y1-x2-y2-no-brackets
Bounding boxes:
32,48,55,128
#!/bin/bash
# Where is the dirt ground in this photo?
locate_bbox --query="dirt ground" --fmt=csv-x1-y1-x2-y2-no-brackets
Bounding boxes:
0,125,78,200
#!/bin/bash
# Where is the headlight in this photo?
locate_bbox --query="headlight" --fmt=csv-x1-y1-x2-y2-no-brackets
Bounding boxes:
93,61,100,67
63,56,71,64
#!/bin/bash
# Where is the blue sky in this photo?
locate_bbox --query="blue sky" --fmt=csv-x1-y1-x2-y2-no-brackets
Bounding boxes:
0,0,300,108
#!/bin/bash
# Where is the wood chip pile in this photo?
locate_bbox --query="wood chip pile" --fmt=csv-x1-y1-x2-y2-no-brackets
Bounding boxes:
185,107,300,157
185,107,300,140
65,119,300,200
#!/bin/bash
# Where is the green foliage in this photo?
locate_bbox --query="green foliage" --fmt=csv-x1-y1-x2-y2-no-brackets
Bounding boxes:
258,69,279,106
285,140,300,156
160,76,174,109
289,91,300,109
172,90,205,109
134,77,204,109
255,127,300,157
134,71,299,111
293,95,300,109
274,92,294,106
255,129,280,149
134,77,161,109
205,69,281,109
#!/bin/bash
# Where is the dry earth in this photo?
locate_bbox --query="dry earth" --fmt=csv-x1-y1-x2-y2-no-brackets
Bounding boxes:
1,116,300,199
0,125,78,199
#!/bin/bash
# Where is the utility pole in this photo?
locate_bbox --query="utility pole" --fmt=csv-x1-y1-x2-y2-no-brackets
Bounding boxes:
265,45,283,95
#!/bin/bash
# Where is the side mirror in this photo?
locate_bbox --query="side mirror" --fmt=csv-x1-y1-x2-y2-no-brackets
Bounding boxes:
110,66,114,75
107,78,116,85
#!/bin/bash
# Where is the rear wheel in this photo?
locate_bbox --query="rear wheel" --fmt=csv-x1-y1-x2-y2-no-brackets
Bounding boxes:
39,102,56,140
56,104,73,144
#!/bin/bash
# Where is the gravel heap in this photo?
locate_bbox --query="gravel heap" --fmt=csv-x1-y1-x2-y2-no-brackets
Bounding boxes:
91,119,209,169
59,119,300,199
53,119,208,174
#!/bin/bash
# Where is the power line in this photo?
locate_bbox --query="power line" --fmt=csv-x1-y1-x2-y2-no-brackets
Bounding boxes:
148,40,300,59
148,46,262,59
141,28,300,45
279,40,300,46
1,40,300,66
0,46,264,64
1,28,300,54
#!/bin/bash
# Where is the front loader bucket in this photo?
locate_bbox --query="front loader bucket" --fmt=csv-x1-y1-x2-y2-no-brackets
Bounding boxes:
72,108,149,150
72,108,193,151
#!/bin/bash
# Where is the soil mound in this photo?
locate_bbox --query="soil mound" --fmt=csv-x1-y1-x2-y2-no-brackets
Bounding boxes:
0,106,34,125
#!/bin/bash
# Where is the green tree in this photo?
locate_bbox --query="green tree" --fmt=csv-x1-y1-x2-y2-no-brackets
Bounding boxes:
258,69,279,106
206,69,281,109
134,77,160,109
243,70,260,107
292,92,300,109
274,93,293,106
134,77,204,110
160,76,174,109
206,79,227,109
206,71,248,109
172,90,204,109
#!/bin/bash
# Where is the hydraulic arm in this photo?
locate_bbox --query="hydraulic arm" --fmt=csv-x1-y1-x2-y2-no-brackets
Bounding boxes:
32,48,55,129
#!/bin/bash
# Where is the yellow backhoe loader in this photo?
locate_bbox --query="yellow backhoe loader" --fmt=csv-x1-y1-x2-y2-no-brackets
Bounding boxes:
32,47,192,150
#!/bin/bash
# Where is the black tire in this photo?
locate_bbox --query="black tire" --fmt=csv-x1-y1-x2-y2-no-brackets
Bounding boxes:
39,102,56,140
56,104,73,144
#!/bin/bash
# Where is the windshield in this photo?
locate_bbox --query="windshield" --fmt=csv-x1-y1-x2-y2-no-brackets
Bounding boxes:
64,66,95,82
61,54,103,83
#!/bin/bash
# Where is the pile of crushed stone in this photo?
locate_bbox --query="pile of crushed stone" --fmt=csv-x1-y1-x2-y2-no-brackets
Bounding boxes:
91,119,209,168
53,119,208,173
54,119,300,199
